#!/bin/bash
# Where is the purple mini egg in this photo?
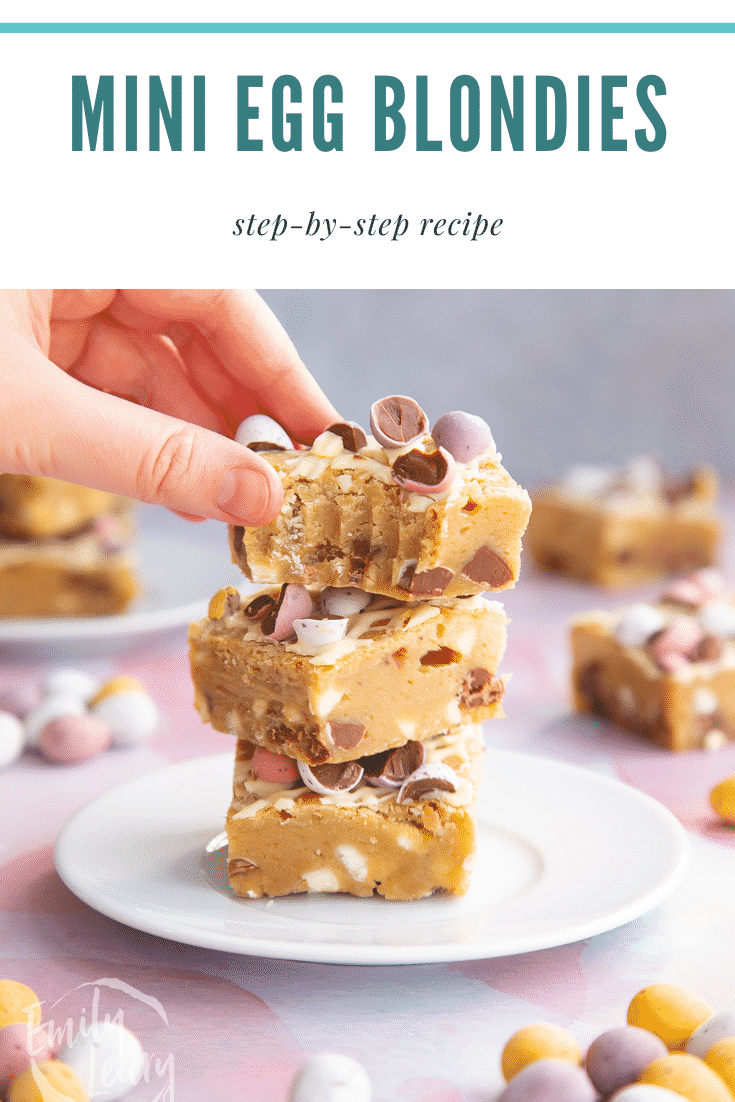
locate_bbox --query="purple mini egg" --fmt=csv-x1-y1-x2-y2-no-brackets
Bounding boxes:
0,683,40,721
431,411,495,463
586,1026,668,1096
0,1023,55,1093
498,1058,597,1102
38,714,112,764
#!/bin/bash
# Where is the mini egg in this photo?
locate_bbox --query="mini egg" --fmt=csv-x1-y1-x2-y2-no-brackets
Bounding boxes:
235,414,292,451
614,604,667,648
251,747,300,786
7,1058,88,1102
24,696,85,748
293,618,348,647
321,587,372,617
431,411,495,462
627,985,715,1049
0,982,41,1029
38,715,112,765
497,1058,596,1101
638,1052,733,1102
0,1024,55,1093
262,584,314,642
290,1053,371,1102
60,1021,144,1102
0,684,40,721
42,668,98,702
501,1022,582,1081
0,713,24,769
709,776,735,825
609,1087,691,1101
687,1014,735,1059
90,681,159,748
585,1026,668,1096
705,1038,735,1093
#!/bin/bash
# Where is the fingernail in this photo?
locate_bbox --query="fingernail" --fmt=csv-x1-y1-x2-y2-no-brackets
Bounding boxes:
216,468,274,524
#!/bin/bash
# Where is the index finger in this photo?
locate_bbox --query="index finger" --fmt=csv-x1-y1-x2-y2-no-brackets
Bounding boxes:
111,289,340,443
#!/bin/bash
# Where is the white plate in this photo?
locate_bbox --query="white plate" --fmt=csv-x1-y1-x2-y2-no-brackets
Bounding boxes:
0,506,248,659
55,749,689,965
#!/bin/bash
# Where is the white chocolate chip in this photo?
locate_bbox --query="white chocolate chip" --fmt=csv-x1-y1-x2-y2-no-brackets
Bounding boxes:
396,832,417,850
614,604,667,648
321,586,373,617
311,430,345,458
700,600,735,637
560,464,615,499
693,687,719,715
336,474,353,492
335,844,368,882
312,687,345,719
293,617,349,647
302,868,340,893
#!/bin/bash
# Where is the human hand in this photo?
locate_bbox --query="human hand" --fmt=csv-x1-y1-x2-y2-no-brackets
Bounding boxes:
0,289,339,525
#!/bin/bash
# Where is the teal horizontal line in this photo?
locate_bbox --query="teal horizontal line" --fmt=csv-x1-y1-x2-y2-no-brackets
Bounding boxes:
0,21,733,32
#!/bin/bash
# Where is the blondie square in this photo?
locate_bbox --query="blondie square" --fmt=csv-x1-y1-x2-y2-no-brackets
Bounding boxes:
527,457,719,587
190,584,507,764
571,570,735,751
226,725,484,900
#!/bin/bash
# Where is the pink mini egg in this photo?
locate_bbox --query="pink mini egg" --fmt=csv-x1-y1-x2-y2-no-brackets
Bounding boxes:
586,1026,668,1096
38,714,112,764
648,617,704,671
498,1058,597,1101
251,747,300,785
0,1023,55,1093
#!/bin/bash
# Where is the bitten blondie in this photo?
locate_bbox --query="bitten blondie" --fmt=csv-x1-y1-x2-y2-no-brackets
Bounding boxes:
190,583,507,764
230,399,531,601
226,725,484,900
571,570,735,751
527,456,720,587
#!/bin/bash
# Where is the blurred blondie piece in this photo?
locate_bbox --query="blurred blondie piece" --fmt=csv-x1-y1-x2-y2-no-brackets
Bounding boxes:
0,474,127,540
226,725,483,900
527,456,720,587
571,570,735,750
190,582,506,765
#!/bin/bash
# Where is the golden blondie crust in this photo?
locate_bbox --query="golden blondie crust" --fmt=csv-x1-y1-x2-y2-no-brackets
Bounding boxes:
571,571,735,750
0,514,138,618
528,460,719,587
0,474,128,540
227,726,483,900
229,428,531,600
190,585,507,764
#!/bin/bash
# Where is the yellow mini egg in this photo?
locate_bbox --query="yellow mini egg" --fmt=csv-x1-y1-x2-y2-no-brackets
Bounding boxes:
709,776,735,824
705,1038,735,1093
7,1059,89,1102
638,1053,733,1102
88,677,146,708
0,982,41,1029
627,986,715,1049
207,586,240,620
501,1023,582,1081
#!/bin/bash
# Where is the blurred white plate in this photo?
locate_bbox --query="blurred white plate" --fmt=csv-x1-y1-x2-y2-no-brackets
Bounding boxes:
55,749,689,965
0,505,248,659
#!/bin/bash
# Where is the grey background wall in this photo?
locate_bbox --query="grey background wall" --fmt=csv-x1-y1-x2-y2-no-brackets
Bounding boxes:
260,290,735,486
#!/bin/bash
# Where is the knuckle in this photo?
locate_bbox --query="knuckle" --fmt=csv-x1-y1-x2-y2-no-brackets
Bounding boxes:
138,424,199,502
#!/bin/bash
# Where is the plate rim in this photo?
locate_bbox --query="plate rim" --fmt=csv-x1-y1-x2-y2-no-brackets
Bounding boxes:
54,749,690,966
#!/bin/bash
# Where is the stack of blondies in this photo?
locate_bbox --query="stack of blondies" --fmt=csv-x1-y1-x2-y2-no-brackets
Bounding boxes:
189,396,531,900
0,474,137,618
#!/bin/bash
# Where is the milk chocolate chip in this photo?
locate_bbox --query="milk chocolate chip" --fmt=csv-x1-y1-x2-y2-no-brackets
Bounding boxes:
232,525,245,555
692,634,725,662
397,762,458,803
461,546,513,587
328,421,368,452
370,395,429,448
420,646,461,667
298,759,364,794
327,722,366,750
399,563,453,597
460,668,504,707
244,593,276,620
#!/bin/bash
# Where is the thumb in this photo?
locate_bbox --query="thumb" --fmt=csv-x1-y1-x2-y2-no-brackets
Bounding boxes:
3,344,283,526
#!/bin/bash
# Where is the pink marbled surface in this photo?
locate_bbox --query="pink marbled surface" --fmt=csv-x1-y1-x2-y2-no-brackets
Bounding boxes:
2,541,735,1101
